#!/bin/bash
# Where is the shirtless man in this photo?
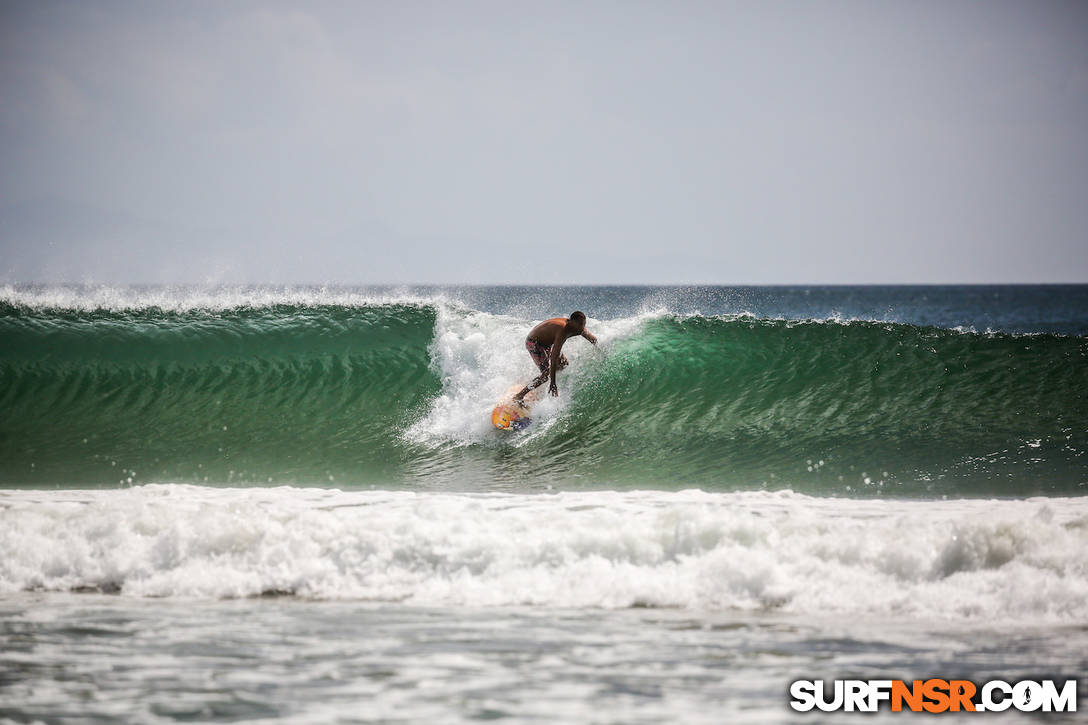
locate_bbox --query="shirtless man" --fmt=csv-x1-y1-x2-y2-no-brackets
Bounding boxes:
514,311,597,401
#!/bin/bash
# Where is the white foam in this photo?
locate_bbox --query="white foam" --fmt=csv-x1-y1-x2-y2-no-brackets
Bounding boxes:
0,283,448,313
2,485,1086,622
405,308,648,446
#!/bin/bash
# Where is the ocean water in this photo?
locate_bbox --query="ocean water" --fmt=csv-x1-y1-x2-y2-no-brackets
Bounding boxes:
1,284,1086,723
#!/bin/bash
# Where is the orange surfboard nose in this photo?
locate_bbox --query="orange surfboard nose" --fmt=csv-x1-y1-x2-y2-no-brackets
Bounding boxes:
491,403,524,430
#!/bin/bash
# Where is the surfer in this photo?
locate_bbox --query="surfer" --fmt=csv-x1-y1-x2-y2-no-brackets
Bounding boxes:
514,311,597,401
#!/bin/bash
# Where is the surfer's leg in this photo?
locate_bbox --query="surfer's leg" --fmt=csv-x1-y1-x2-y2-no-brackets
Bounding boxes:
514,371,549,401
515,338,552,401
526,338,551,372
522,371,549,393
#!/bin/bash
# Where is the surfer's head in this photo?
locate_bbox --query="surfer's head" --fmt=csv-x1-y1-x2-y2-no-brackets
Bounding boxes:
568,310,586,332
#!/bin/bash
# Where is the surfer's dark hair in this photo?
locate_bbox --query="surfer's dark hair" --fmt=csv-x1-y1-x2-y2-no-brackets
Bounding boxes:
569,311,586,323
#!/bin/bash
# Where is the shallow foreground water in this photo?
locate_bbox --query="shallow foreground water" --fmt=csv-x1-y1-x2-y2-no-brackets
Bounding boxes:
3,594,1086,724
2,486,1087,723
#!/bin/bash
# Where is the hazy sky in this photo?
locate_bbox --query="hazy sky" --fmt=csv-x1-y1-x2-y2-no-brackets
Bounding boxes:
2,0,1086,284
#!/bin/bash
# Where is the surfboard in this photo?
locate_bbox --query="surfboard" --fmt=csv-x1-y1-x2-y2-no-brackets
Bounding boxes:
491,383,540,431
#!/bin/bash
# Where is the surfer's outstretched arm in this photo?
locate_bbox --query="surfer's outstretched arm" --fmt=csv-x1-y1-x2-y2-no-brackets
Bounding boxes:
581,330,598,344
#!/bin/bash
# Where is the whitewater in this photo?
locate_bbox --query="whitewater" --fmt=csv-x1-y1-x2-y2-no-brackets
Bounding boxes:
4,485,1087,620
2,284,1086,723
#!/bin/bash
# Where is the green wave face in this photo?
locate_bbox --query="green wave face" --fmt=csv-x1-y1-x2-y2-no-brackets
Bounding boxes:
2,302,1086,495
0,303,440,485
538,317,1088,495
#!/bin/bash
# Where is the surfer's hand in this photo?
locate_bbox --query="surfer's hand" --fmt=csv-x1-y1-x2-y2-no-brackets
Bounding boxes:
549,382,558,397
